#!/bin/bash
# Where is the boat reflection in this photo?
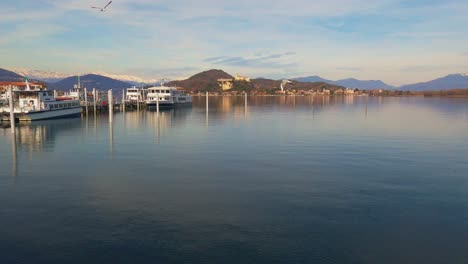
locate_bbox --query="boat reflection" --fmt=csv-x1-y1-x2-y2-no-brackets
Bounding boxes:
11,132,17,177
1,119,83,177
1,119,82,153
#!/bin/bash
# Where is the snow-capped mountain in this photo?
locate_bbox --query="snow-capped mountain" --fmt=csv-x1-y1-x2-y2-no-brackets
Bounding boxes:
90,72,167,85
10,68,70,83
8,68,168,85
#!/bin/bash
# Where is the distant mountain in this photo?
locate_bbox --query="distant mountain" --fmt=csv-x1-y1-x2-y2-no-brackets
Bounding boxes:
399,74,468,91
48,74,133,91
0,68,25,82
8,68,164,85
293,75,394,90
167,69,233,92
10,68,70,83
90,72,166,85
293,76,332,83
334,78,394,90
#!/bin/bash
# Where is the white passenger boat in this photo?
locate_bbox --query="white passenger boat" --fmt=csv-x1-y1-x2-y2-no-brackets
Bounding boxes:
125,86,145,104
145,86,192,108
1,80,81,121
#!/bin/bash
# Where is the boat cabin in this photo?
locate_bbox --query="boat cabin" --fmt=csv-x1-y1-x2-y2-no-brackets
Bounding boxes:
13,90,80,112
146,87,173,102
126,87,144,102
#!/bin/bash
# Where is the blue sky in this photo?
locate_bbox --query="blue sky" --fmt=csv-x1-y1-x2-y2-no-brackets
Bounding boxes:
0,0,467,85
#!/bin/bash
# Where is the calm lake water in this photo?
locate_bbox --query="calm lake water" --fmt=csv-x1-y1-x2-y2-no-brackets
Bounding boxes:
1,96,468,263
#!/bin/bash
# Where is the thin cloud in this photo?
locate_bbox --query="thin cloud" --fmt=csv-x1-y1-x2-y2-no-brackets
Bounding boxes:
0,23,66,45
336,67,362,71
126,67,200,79
205,52,297,69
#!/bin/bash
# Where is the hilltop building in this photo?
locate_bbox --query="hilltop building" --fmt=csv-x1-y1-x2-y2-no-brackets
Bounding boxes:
218,78,234,91
218,73,251,91
234,73,250,82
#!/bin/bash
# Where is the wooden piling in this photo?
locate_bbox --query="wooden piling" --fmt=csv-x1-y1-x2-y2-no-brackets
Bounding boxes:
156,95,159,115
93,88,97,113
108,89,113,123
9,88,15,133
122,89,126,112
84,88,88,114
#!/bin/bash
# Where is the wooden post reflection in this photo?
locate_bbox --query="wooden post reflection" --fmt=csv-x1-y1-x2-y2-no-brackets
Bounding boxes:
244,92,248,118
365,95,368,118
206,92,209,127
109,120,114,158
11,133,17,177
157,112,161,144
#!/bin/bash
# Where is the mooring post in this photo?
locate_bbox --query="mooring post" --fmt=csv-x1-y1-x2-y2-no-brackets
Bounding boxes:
156,94,159,115
108,89,113,123
122,89,126,112
9,88,15,133
93,88,97,113
84,88,88,114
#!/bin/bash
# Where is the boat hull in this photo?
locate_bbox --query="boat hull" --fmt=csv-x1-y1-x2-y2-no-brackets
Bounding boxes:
146,101,175,108
146,99,192,107
1,107,81,121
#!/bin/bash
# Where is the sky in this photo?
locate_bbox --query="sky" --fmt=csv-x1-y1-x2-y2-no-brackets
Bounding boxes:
0,0,467,85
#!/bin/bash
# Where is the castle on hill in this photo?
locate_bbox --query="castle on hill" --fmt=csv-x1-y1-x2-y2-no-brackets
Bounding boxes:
218,73,251,91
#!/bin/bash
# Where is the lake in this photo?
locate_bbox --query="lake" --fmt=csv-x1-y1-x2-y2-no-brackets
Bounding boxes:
1,96,468,263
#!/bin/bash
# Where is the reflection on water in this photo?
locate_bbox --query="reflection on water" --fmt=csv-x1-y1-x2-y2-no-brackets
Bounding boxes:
1,96,467,175
10,133,17,177
1,96,468,263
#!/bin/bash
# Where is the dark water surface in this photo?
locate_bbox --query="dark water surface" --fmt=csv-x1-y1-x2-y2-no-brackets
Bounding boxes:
1,96,468,263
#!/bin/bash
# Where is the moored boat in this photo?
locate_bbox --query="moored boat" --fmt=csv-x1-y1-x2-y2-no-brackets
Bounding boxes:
1,80,81,121
145,86,192,108
124,86,145,104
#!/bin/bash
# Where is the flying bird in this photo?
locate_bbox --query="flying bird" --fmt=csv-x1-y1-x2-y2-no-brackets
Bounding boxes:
280,80,293,92
92,1,112,12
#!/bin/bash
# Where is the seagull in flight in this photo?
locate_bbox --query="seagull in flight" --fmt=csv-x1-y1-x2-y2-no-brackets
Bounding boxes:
92,1,112,12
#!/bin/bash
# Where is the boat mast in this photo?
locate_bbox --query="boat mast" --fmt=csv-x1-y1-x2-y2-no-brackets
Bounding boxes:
25,76,31,91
